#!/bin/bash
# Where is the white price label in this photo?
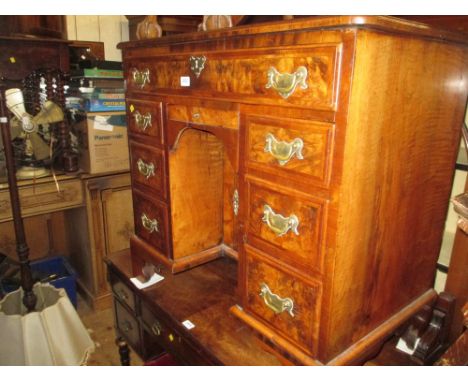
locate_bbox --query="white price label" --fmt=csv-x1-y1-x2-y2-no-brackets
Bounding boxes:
180,76,191,87
182,320,195,330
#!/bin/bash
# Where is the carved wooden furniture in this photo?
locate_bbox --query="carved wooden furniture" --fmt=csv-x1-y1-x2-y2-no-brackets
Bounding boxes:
107,250,283,365
118,16,468,365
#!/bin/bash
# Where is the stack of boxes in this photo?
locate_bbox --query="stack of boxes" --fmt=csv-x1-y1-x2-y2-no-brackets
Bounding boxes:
66,63,129,174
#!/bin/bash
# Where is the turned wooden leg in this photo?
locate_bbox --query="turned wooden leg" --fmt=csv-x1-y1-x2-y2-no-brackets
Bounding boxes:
116,337,131,366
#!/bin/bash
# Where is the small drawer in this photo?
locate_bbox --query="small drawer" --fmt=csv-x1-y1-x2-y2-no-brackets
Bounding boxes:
129,141,167,199
132,189,170,257
127,99,163,144
115,299,140,351
126,44,340,110
244,245,321,355
141,302,207,365
0,179,83,223
167,104,239,130
245,115,334,188
246,177,327,273
110,272,136,312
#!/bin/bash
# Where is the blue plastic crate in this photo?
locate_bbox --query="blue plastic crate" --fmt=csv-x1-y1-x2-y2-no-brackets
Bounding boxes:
30,256,78,308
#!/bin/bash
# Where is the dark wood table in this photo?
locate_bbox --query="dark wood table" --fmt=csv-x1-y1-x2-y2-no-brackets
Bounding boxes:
106,251,284,365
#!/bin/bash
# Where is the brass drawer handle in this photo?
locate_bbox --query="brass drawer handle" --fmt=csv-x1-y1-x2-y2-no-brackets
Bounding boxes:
131,67,150,88
121,320,133,333
141,213,159,234
262,204,299,237
133,111,152,131
264,133,304,166
137,158,155,180
189,56,206,78
151,320,162,336
259,283,295,317
265,66,308,99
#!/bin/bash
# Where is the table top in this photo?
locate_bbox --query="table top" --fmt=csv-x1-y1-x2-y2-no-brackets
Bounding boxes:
108,251,283,365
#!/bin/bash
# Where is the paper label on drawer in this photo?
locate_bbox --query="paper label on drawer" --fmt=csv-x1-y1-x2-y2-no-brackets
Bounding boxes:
182,320,195,330
180,76,190,87
130,272,164,289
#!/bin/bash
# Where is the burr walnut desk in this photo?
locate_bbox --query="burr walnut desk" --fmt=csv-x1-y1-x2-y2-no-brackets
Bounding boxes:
117,16,468,365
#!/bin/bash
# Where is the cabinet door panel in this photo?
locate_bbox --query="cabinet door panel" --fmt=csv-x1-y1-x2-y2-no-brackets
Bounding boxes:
102,187,134,254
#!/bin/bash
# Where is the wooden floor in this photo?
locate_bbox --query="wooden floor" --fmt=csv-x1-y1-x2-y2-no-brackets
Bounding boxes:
77,295,143,366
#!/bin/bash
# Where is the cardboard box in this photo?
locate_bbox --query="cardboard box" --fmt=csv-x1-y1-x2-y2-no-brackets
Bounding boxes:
76,112,129,174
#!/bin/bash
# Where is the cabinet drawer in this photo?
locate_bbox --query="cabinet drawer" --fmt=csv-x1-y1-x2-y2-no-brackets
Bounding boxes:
246,177,326,273
132,190,170,257
0,179,83,222
245,115,334,188
141,301,208,365
129,141,167,199
167,104,239,130
109,271,136,312
126,45,340,110
127,99,163,144
114,299,140,350
244,246,321,355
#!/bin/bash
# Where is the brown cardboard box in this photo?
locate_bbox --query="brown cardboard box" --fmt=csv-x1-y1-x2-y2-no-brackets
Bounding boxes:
76,112,129,174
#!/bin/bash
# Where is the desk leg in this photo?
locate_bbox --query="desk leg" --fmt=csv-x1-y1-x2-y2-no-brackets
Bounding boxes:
116,337,131,366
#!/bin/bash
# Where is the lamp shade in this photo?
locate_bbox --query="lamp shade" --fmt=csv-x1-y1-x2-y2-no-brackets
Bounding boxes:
0,283,94,365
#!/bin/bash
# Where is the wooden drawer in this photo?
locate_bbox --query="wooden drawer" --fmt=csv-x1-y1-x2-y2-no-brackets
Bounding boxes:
126,45,340,110
0,178,83,223
129,140,167,199
127,99,163,144
244,245,321,356
246,176,327,273
244,115,334,188
132,189,170,257
140,301,208,365
109,270,136,312
167,104,239,130
114,298,140,351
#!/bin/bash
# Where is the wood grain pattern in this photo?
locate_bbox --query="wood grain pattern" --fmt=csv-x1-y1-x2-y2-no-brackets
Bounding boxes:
109,251,283,365
0,179,83,222
323,30,468,361
119,17,468,364
245,114,335,188
126,99,163,145
168,104,239,130
244,245,321,356
246,176,326,274
132,189,170,257
169,129,224,259
129,140,167,199
126,45,340,110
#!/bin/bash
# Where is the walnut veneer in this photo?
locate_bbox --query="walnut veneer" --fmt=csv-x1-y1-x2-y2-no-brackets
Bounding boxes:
118,16,468,364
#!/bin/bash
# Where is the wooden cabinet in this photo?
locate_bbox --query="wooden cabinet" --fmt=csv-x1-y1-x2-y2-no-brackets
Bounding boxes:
68,172,134,310
118,16,468,365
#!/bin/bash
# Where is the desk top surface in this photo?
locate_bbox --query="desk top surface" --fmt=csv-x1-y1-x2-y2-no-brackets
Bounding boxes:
108,251,283,365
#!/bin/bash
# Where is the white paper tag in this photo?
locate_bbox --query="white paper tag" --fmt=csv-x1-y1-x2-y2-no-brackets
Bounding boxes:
93,116,114,132
130,272,164,290
395,337,420,355
0,117,8,123
180,76,191,87
182,320,195,330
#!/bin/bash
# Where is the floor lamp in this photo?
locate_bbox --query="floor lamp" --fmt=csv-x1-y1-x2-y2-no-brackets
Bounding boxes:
0,81,94,365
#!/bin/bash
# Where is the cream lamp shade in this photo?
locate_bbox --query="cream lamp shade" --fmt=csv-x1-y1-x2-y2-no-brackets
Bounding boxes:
0,283,95,365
